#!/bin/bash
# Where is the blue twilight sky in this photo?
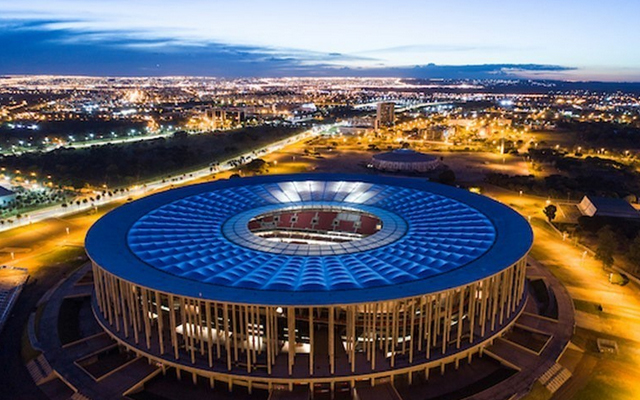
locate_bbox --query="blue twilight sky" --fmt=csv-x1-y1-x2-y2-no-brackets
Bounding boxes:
1,0,639,81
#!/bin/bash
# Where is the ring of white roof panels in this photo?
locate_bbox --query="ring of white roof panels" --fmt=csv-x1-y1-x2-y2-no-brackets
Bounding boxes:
87,174,532,394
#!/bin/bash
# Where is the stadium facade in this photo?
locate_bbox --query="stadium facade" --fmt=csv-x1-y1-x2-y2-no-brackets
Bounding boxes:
371,149,441,172
86,174,532,395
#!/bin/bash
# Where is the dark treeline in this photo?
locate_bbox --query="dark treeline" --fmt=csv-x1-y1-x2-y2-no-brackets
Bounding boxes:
578,216,640,242
485,172,638,200
1,125,303,188
491,148,640,198
557,121,640,150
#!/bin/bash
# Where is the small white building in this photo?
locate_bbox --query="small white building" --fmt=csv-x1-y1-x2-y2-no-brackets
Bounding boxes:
577,195,640,219
0,186,16,207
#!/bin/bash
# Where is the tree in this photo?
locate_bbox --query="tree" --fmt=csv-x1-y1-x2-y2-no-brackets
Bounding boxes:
543,204,557,222
627,234,640,274
243,158,267,175
173,130,188,139
438,169,456,186
595,226,616,269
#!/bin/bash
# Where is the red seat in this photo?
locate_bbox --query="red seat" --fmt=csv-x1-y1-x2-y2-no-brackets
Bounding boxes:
293,211,314,229
336,220,355,232
315,212,337,232
359,215,380,235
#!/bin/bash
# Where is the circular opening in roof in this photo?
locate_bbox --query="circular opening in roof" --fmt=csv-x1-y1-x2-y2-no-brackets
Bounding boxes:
248,207,382,246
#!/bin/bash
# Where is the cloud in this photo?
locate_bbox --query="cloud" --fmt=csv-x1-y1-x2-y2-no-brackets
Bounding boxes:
0,19,376,76
357,44,511,55
0,19,632,81
309,64,577,80
2,0,640,77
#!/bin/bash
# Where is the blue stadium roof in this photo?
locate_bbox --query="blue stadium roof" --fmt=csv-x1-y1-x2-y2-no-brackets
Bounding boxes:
85,174,532,306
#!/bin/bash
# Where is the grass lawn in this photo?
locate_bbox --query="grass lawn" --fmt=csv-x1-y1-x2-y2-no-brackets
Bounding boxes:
34,246,87,267
573,299,601,314
21,325,41,363
572,370,636,400
522,382,551,400
567,327,640,400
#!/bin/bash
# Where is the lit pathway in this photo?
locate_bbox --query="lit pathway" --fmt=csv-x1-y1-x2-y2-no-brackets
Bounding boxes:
0,125,331,233
484,185,640,399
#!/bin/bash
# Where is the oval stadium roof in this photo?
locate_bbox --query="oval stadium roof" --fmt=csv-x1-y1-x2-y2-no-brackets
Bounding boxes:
85,174,532,306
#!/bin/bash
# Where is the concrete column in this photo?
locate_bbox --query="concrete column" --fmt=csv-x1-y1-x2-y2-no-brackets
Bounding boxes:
223,303,232,370
205,301,213,367
329,306,335,374
309,307,314,376
288,307,296,375
169,294,179,360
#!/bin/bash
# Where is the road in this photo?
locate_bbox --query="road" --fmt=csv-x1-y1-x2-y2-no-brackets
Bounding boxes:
262,137,640,400
261,137,640,399
0,123,337,399
3,130,175,156
479,186,640,400
0,203,112,399
1,133,639,399
0,124,333,233
353,100,450,111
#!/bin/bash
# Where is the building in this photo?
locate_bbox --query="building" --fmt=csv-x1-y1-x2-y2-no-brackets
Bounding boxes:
577,195,640,219
375,102,395,129
338,116,375,135
371,149,441,172
205,107,245,128
86,174,532,397
0,186,16,206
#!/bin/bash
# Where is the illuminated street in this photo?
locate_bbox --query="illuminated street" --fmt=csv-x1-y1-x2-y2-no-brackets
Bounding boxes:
0,128,639,399
1,1,640,398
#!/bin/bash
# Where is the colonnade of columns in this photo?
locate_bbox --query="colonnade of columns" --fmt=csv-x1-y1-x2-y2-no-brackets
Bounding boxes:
92,257,527,384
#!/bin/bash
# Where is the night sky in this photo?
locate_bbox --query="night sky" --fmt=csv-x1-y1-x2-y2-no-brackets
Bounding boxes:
1,0,639,80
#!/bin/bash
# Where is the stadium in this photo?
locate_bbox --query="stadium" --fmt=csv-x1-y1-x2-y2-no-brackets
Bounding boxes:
370,149,441,172
85,174,532,396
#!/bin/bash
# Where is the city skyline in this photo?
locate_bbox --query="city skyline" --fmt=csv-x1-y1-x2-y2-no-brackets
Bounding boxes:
2,0,640,81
